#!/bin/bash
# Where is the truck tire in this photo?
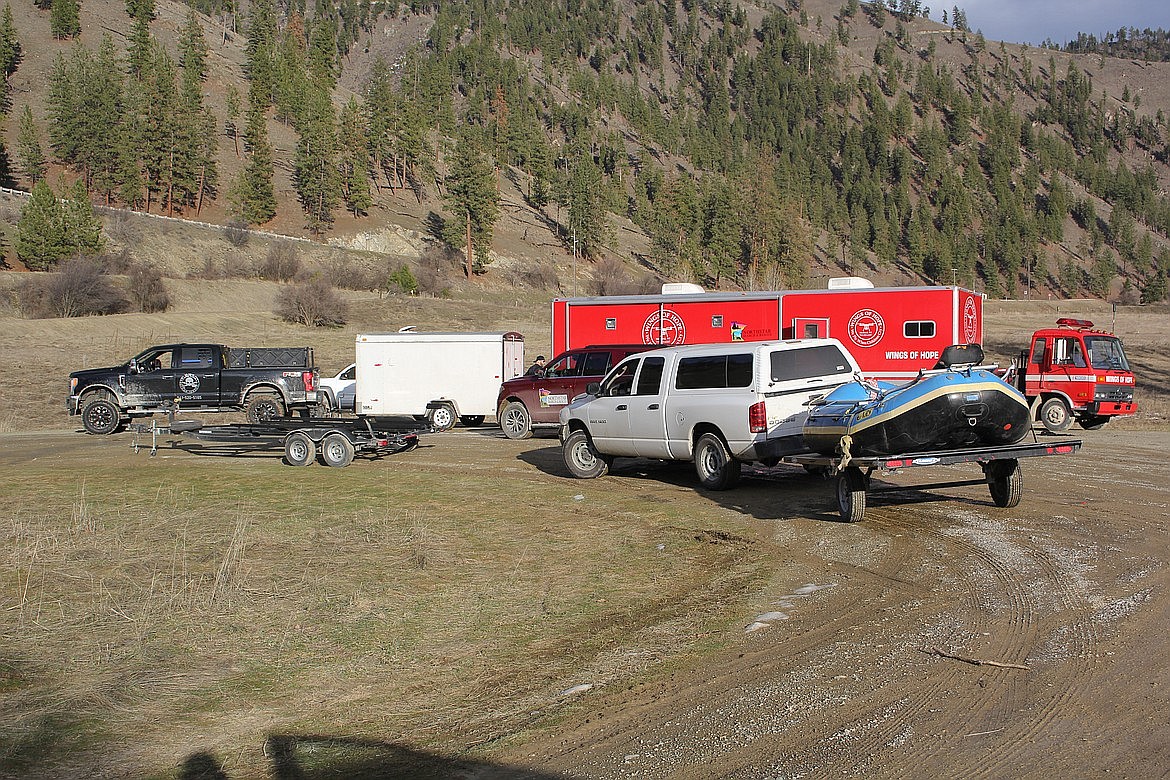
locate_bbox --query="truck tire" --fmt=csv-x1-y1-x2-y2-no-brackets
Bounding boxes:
319,432,355,467
428,403,457,432
563,430,610,479
460,415,485,427
1039,397,1073,433
694,432,742,490
1078,415,1109,431
500,401,533,440
245,392,285,423
80,395,122,435
836,466,868,523
986,459,1022,508
284,432,316,467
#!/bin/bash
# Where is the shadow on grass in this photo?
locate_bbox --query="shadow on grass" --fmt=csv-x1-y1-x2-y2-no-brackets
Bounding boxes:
513,442,1002,524
179,735,574,779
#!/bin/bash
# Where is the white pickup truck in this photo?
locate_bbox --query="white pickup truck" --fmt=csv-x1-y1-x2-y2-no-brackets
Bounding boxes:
559,339,861,490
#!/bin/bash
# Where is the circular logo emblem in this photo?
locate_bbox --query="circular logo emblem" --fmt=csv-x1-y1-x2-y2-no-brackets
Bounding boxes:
179,373,201,394
642,309,687,346
963,297,979,344
847,308,885,348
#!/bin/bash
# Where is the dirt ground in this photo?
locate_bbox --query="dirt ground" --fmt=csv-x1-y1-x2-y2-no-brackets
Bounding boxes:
483,428,1170,778
3,421,1167,778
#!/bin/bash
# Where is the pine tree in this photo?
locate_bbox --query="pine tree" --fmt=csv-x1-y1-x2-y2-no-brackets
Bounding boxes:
293,83,340,234
0,3,21,112
49,0,81,40
337,96,372,216
16,180,68,269
224,83,241,157
16,106,47,183
245,0,278,106
445,131,499,275
230,95,276,224
62,178,105,256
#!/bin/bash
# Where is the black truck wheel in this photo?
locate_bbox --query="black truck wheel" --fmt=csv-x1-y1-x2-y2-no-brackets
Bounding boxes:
836,466,868,523
693,432,742,490
319,432,355,468
986,459,1023,508
500,401,533,440
284,432,316,467
1039,397,1073,433
563,430,610,479
80,396,122,435
245,392,285,423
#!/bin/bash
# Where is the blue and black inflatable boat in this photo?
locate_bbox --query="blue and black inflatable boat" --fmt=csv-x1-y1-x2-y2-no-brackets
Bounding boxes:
802,344,1032,457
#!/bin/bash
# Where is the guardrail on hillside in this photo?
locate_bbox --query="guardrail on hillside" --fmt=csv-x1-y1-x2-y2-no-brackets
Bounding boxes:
0,185,318,246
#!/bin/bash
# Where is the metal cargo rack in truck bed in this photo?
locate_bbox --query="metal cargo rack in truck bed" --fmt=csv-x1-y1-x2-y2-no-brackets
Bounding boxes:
781,437,1083,523
131,415,427,467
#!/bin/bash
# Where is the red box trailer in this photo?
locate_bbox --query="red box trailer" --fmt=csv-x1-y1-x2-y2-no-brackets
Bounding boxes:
550,280,983,380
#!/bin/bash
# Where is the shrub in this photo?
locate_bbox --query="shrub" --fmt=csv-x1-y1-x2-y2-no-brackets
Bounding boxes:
323,257,380,291
15,257,128,318
386,264,419,294
259,241,301,281
520,261,559,290
275,277,347,327
416,245,458,296
128,263,171,313
223,220,250,248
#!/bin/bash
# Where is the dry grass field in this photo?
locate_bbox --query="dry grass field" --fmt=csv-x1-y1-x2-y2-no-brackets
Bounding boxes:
1,278,1168,778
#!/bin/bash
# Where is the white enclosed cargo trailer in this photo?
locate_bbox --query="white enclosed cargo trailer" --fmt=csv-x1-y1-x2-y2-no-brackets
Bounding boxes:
354,331,525,430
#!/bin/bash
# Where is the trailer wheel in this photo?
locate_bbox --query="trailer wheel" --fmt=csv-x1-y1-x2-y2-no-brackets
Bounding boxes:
500,401,533,440
284,432,316,467
1039,397,1073,433
563,430,610,479
836,466,868,523
1078,415,1109,431
460,415,485,427
694,432,742,490
80,396,122,435
319,432,355,468
986,459,1023,508
245,392,284,423
428,404,457,432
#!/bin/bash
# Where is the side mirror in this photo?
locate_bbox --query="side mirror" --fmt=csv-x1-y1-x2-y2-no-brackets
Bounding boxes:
586,382,601,396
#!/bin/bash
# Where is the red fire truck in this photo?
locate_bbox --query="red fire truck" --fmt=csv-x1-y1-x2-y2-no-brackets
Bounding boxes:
1007,318,1137,433
550,279,984,381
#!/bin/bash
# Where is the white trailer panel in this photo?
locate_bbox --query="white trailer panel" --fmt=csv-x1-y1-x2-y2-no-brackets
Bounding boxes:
355,332,525,423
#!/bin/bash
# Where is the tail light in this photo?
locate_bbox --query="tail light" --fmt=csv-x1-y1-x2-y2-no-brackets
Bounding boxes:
749,400,767,433
302,370,316,392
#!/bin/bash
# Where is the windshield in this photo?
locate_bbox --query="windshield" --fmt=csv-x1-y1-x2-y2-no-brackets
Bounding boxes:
1085,336,1130,371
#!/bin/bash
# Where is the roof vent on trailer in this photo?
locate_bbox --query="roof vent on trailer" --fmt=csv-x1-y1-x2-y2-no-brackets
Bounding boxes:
661,282,706,295
827,276,874,290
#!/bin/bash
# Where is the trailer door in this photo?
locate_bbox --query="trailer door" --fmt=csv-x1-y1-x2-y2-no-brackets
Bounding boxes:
792,318,828,339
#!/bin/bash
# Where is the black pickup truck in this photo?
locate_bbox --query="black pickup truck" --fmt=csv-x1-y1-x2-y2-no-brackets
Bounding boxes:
68,344,319,434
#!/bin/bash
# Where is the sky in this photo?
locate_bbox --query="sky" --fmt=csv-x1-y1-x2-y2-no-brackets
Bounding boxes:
956,0,1170,46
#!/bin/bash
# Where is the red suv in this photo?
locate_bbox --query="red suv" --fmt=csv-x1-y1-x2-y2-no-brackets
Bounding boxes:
496,345,649,438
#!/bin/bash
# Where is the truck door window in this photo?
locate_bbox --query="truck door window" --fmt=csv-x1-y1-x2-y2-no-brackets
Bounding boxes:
178,347,215,369
1030,338,1046,366
544,353,579,378
602,359,638,396
1052,337,1085,367
634,356,665,395
580,351,612,376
